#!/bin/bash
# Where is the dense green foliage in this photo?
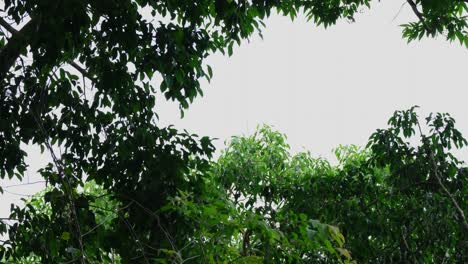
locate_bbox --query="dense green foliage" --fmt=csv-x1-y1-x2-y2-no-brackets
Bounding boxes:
200,107,467,263
4,108,467,263
286,108,468,263
1,0,467,263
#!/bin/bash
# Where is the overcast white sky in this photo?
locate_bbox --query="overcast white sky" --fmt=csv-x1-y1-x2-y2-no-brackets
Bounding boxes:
156,1,468,158
1,1,467,216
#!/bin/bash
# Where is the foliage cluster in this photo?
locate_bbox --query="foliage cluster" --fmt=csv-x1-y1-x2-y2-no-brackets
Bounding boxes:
3,108,467,263
0,0,467,263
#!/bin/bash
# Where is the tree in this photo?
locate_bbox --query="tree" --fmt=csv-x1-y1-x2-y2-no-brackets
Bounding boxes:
182,107,467,263
8,151,352,263
2,181,122,264
1,0,467,263
8,107,466,263
202,125,352,263
214,108,466,263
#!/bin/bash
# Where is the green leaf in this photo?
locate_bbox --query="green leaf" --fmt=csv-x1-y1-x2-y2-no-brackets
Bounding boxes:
60,231,71,241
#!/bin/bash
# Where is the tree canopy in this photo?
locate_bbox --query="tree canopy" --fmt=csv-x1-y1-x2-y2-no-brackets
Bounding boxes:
1,0,467,263
3,108,467,263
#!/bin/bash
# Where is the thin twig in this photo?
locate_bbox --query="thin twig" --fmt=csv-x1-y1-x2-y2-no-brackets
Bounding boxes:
1,181,46,189
69,61,96,82
427,149,468,232
181,254,200,263
32,112,87,264
416,121,468,232
81,201,133,238
391,2,407,22
122,196,178,253
121,217,150,264
2,189,33,197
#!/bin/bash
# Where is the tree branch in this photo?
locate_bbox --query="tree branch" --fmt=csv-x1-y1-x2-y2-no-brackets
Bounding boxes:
406,0,433,33
0,17,95,82
242,229,251,256
0,17,37,79
428,149,468,232
0,17,18,34
415,122,468,233
70,61,95,81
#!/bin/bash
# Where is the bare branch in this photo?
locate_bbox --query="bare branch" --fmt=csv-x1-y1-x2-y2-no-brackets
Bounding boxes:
1,180,46,189
81,201,133,238
0,17,18,34
70,61,96,82
391,2,407,22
